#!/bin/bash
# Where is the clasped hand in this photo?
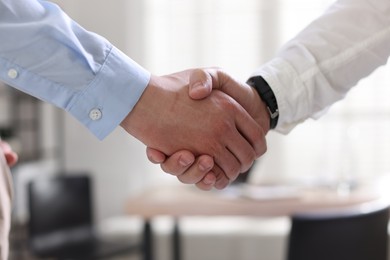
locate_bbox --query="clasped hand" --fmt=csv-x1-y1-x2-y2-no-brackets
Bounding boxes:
121,68,270,190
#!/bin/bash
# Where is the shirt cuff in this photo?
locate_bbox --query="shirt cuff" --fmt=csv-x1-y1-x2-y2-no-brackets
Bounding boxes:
67,47,151,140
251,58,310,134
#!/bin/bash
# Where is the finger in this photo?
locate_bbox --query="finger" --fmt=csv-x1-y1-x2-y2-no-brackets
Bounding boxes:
233,103,267,158
213,145,241,184
225,127,256,173
146,147,167,164
195,173,216,191
188,69,213,100
177,155,214,184
212,163,231,190
206,69,267,154
159,150,196,176
206,69,251,97
224,103,265,172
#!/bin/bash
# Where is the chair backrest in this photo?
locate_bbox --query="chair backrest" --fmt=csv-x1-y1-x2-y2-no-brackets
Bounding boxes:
28,174,94,253
286,200,390,260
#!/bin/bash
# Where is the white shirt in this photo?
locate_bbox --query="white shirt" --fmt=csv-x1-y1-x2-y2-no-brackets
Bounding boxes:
254,0,390,134
0,0,150,140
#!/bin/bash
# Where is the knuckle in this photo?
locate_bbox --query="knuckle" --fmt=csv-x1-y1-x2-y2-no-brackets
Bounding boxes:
220,97,235,112
213,117,234,137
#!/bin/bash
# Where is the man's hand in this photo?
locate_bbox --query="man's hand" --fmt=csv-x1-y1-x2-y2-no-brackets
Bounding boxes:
145,68,271,190
120,69,266,189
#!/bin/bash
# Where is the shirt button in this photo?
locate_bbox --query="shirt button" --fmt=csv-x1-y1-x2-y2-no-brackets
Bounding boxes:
7,69,18,79
89,108,102,121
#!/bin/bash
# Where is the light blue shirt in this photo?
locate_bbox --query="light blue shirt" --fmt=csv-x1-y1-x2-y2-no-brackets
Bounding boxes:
0,0,151,140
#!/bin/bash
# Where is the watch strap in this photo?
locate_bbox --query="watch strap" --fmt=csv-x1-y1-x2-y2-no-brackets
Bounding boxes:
247,76,279,129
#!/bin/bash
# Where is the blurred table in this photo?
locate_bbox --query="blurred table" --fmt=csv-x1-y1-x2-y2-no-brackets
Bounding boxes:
126,181,387,260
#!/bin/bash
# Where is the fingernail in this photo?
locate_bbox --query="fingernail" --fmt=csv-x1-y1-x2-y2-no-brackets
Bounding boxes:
191,82,205,92
199,160,213,172
179,156,192,167
203,174,216,185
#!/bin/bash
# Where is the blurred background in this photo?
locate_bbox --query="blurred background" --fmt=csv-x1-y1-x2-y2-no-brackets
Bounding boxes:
2,0,390,259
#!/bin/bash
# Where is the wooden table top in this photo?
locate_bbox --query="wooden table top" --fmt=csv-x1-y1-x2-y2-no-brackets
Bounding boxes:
125,181,386,218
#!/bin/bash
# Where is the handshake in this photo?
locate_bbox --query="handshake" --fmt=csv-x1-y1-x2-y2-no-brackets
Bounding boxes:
120,68,273,191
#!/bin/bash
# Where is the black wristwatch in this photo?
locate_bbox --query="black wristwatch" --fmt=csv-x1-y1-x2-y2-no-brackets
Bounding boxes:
247,76,279,129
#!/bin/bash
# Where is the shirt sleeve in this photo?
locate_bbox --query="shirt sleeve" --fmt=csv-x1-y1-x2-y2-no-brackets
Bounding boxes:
0,0,150,140
251,0,390,134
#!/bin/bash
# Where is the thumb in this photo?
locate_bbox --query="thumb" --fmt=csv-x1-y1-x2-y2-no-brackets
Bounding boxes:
188,69,213,100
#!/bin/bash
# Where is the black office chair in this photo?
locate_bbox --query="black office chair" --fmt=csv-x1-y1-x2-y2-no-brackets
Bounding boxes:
27,174,142,260
286,200,390,260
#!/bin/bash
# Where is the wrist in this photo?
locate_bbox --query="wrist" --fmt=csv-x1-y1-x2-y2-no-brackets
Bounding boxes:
120,75,159,139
